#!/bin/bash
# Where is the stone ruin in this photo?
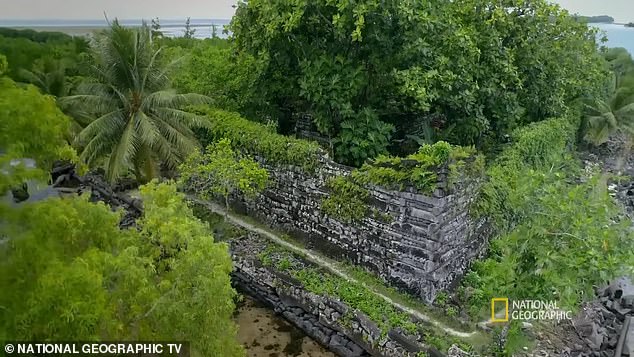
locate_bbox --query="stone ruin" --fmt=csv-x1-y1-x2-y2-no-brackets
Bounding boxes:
227,151,490,303
11,162,143,229
572,277,634,357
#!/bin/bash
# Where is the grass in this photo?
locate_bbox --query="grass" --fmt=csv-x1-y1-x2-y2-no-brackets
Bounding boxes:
189,196,491,351
257,240,490,352
340,263,472,330
337,263,491,350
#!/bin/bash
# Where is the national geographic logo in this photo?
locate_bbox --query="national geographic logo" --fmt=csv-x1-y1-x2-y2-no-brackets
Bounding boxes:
491,298,573,322
491,298,509,322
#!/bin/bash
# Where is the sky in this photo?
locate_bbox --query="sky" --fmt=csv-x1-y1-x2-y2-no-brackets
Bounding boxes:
0,0,238,20
551,0,633,23
0,0,631,23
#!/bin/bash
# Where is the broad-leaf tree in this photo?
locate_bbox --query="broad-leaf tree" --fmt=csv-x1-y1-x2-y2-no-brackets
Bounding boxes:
167,39,267,120
0,182,244,357
0,68,78,194
231,0,608,162
61,21,211,183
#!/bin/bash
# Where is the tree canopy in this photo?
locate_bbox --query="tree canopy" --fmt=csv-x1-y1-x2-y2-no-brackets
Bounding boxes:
0,182,244,357
0,72,78,194
230,0,608,164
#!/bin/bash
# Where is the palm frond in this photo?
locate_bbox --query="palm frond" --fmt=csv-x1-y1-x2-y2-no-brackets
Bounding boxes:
134,111,161,147
81,132,116,166
106,117,140,182
78,110,126,142
153,107,213,130
142,90,212,110
61,21,210,182
152,114,200,156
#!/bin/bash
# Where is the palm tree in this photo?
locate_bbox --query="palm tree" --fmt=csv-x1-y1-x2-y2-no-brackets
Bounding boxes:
19,59,69,98
61,20,211,183
583,74,634,147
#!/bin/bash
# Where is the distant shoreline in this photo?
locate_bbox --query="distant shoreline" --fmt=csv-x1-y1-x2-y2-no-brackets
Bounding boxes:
1,22,231,39
5,26,101,36
0,18,232,38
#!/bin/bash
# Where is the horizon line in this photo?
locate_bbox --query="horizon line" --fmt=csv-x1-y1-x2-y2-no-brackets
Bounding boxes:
0,17,233,21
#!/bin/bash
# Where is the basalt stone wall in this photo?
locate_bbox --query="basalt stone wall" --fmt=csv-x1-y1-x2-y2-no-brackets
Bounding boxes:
231,234,440,357
294,113,331,147
230,153,490,303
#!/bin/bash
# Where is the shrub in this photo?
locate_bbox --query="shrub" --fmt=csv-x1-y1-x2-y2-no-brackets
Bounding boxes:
355,141,477,194
464,111,634,318
192,106,321,171
473,115,579,229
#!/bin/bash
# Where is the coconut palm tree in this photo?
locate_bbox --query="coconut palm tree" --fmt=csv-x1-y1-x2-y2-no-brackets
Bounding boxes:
61,20,211,183
19,59,69,98
583,74,634,147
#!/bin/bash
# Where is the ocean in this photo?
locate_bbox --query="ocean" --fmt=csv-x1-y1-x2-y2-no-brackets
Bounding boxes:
0,19,633,54
0,18,232,39
593,23,634,54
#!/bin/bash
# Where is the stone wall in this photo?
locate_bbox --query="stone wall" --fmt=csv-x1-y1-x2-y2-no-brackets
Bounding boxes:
294,113,332,147
231,234,444,357
229,152,490,302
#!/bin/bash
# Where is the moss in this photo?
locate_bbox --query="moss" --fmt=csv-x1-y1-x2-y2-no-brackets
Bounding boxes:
321,176,370,222
321,142,478,222
192,106,321,171
354,141,477,194
291,268,417,336
422,330,474,352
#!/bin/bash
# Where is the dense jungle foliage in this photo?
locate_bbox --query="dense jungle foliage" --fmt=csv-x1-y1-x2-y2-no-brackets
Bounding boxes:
1,0,634,354
230,0,608,164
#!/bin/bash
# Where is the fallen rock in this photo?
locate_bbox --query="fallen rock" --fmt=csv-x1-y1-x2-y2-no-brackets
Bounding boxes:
447,344,473,357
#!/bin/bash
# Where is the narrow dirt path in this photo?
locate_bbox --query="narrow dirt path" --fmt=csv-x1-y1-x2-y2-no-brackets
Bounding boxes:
188,196,482,339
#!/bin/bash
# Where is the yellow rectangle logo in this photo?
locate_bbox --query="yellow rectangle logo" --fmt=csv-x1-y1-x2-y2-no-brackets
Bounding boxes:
491,298,509,322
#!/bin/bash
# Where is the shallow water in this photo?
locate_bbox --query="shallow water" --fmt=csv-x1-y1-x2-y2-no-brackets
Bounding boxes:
593,23,634,54
235,297,335,357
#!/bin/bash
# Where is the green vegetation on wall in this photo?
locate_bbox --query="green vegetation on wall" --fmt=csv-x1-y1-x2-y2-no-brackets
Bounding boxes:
179,138,269,215
321,176,370,223
321,141,479,222
294,268,418,336
257,242,479,352
258,245,418,337
355,142,478,193
193,106,321,170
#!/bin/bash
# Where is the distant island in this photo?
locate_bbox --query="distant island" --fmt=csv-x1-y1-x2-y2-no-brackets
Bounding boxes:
574,15,615,24
626,23,634,28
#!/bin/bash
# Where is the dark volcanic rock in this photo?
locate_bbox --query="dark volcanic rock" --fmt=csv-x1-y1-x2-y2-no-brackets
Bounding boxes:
207,149,491,302
48,164,142,229
230,233,434,357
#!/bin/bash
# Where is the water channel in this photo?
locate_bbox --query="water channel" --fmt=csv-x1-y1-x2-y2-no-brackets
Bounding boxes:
235,296,335,357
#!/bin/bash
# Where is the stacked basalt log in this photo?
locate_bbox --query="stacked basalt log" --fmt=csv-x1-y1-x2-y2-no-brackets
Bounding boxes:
574,277,634,357
51,163,142,229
